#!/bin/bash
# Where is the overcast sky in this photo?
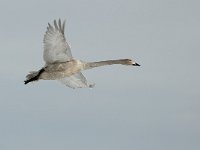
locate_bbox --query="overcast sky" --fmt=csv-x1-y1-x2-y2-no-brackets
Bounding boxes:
0,0,200,150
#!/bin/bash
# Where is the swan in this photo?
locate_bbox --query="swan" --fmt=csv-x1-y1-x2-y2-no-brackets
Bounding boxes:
24,19,140,88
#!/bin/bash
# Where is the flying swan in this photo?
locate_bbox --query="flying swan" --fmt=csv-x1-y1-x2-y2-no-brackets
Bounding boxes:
24,19,140,88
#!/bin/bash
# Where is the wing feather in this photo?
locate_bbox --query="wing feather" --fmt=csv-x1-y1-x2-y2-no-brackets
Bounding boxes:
58,73,95,89
43,19,72,64
58,19,62,31
54,20,58,30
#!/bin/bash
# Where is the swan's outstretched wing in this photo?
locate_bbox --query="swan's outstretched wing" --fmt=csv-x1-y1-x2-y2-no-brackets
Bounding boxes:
58,73,95,89
43,19,72,64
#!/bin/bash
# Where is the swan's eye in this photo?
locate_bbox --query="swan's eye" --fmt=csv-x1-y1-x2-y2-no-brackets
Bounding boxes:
125,59,131,61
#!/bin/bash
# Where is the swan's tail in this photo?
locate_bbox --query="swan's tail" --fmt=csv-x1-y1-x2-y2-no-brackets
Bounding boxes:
24,68,45,84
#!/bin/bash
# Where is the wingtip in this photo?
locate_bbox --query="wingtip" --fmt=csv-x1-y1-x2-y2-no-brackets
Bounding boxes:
54,20,58,29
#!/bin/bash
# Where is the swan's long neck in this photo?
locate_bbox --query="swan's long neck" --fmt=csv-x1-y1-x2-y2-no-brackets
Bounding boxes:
84,59,131,70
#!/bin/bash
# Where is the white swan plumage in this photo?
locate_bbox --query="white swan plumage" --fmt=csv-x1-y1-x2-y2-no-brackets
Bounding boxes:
24,19,140,88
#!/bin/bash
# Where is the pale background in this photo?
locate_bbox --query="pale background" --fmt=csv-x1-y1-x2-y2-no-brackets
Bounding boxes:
0,0,199,150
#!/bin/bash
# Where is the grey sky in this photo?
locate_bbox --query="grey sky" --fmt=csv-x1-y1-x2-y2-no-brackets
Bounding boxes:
0,0,200,150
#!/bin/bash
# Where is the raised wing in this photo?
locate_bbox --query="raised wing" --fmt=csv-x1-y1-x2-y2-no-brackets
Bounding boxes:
58,73,95,89
43,19,72,64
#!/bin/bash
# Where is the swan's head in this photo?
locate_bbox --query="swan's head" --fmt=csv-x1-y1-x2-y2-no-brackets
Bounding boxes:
123,59,140,66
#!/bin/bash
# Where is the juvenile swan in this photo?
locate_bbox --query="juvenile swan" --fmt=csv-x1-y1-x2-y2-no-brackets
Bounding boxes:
24,19,140,88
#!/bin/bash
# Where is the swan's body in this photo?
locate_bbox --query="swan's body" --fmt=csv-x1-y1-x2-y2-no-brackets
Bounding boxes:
24,19,140,88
